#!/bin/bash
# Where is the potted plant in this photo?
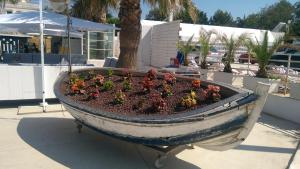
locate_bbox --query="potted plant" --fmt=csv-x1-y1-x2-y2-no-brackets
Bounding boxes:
290,82,300,100
213,33,248,85
198,29,216,69
243,31,283,92
249,31,283,78
177,35,195,66
197,29,216,80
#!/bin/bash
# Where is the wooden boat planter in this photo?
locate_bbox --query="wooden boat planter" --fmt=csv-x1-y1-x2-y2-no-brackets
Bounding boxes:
54,68,270,168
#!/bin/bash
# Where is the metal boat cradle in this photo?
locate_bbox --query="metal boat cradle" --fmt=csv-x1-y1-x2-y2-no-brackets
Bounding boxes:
54,68,270,168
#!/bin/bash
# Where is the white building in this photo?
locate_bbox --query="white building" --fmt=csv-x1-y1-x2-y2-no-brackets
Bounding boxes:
136,20,285,69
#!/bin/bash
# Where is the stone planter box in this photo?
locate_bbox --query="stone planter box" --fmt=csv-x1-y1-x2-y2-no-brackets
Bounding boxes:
243,76,280,93
213,71,234,85
290,83,300,100
199,69,208,80
263,94,300,124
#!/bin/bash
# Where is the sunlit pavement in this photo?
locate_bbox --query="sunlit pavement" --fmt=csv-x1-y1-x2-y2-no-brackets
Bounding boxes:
0,106,299,169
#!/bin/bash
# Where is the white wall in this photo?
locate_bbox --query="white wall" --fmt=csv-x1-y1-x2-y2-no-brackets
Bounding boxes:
150,21,180,68
137,20,180,69
0,65,91,100
263,95,300,124
137,25,153,68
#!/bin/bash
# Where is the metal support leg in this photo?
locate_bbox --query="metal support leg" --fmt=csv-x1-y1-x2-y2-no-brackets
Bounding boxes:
75,120,83,133
145,144,194,168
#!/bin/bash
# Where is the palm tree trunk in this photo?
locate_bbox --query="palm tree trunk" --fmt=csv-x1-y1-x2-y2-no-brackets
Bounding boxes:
224,62,232,73
116,0,141,69
95,6,107,23
257,65,268,78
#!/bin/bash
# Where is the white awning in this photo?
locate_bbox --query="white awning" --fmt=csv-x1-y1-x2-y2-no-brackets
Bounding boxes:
0,11,119,33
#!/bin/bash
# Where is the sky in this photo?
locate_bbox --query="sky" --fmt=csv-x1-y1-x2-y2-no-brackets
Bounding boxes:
141,0,299,19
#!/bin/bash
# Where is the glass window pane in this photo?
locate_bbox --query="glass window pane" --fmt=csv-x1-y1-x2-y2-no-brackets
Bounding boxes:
90,49,105,60
90,41,105,49
89,32,104,40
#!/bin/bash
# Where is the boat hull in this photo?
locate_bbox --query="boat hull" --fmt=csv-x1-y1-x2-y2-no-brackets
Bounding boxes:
54,68,270,150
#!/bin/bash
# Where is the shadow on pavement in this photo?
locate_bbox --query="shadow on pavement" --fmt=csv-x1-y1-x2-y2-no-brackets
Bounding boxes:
17,117,201,169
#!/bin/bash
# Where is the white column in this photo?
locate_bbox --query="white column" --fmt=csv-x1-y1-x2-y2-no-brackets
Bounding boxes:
112,25,115,57
87,31,90,60
39,0,47,112
81,33,84,55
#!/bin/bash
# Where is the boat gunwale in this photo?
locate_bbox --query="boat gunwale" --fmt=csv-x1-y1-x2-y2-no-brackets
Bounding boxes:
54,68,257,124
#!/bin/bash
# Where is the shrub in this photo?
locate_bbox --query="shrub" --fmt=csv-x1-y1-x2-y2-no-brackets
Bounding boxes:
141,77,154,92
70,79,85,94
123,80,132,91
93,75,105,87
147,68,157,80
87,89,100,100
108,69,113,77
192,79,201,88
161,82,173,98
164,72,176,85
206,85,221,102
102,80,114,91
114,90,126,104
181,91,197,108
151,94,167,112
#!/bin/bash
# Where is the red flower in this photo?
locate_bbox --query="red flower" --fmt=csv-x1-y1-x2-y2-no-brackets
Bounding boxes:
164,72,176,84
93,75,105,86
207,85,220,93
147,68,157,80
142,76,154,92
192,80,201,88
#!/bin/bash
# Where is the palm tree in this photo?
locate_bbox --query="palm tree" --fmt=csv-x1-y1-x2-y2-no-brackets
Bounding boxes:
72,0,118,23
147,0,198,22
198,29,216,69
116,0,198,69
247,31,283,78
177,35,194,66
0,0,19,14
220,33,249,73
116,0,141,68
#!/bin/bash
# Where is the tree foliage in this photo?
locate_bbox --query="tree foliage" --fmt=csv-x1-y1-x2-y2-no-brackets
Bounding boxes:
145,8,167,21
146,6,208,24
240,0,295,30
209,10,235,27
291,1,300,36
198,29,216,69
177,35,195,66
246,32,284,78
219,33,249,73
71,0,118,23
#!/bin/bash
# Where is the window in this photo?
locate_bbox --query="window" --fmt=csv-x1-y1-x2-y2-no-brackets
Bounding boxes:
88,31,113,60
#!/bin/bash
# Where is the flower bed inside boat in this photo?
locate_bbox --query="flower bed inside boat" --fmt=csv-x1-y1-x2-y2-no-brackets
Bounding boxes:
57,68,242,116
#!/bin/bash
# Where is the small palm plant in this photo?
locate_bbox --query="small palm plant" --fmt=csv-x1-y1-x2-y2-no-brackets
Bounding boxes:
220,33,249,73
198,29,216,69
177,35,195,66
247,31,283,78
